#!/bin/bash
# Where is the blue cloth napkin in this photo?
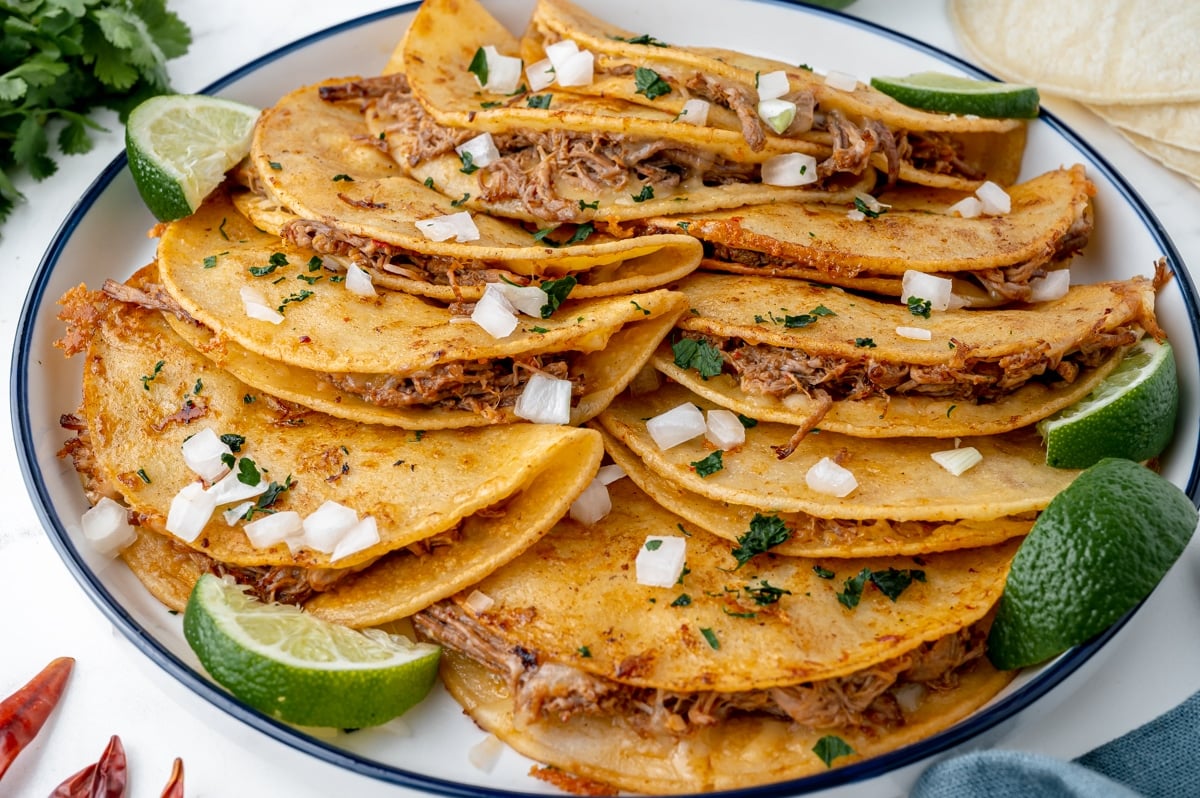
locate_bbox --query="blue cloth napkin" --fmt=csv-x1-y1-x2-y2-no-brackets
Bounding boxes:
910,689,1200,797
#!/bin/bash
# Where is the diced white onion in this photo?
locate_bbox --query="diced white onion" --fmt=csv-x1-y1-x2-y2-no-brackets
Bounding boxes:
332,515,380,562
555,49,594,87
478,46,522,94
468,734,505,773
569,478,612,525
513,373,573,424
415,211,480,243
853,192,890,214
931,446,983,476
1029,269,1071,302
846,209,866,222
756,70,791,101
758,98,796,135
302,500,359,554
345,261,376,297
893,683,926,714
975,180,1011,215
181,428,232,482
635,535,687,588
705,408,746,451
494,282,549,317
596,464,627,485
948,196,982,218
464,589,495,614
80,497,136,557
243,511,303,548
805,457,858,497
206,467,270,507
901,270,955,312
646,402,706,450
544,39,580,71
761,152,818,187
456,132,501,170
526,57,556,91
825,70,859,91
240,286,284,325
166,481,216,542
677,98,710,126
896,325,933,341
471,284,519,339
223,501,254,526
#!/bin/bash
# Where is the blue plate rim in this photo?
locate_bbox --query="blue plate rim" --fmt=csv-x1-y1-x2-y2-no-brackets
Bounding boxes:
12,1,1200,796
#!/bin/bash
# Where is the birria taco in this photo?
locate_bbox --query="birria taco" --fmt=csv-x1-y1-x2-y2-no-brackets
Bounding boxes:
238,76,703,302
154,192,689,429
414,478,1019,794
56,273,603,628
652,269,1162,439
522,0,1028,190
636,165,1094,305
369,0,875,224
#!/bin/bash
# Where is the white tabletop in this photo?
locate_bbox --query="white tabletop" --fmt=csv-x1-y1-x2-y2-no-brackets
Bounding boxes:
2,1,1198,796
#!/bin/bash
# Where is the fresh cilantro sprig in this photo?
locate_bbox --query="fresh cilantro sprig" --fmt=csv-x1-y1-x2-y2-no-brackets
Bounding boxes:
0,0,192,225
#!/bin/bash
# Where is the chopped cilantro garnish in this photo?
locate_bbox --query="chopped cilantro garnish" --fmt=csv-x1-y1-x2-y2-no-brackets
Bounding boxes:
277,289,314,314
700,627,719,649
539,276,577,318
202,255,217,269
192,378,203,395
671,337,724,379
737,414,758,428
136,468,151,484
645,539,664,551
243,475,294,521
423,177,435,189
690,450,724,478
947,405,957,417
630,299,651,316
812,564,835,579
450,193,470,207
578,198,599,211
307,256,323,271
633,67,671,100
480,100,503,109
676,221,690,232
853,196,885,218
722,607,757,618
526,94,552,109
868,567,926,601
855,337,877,348
744,580,791,605
236,457,262,487
468,47,488,85
268,161,282,171
631,184,655,202
578,645,592,658
332,173,353,182
731,513,790,569
220,434,245,452
907,296,932,318
243,394,255,404
140,360,164,390
529,326,549,334
813,735,854,768
670,593,692,607
837,568,871,609
297,274,322,285
534,223,595,248
458,150,479,174
610,33,668,47
218,217,229,240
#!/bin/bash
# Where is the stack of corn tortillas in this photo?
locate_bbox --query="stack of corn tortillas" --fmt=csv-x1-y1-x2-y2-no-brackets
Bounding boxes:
950,0,1200,188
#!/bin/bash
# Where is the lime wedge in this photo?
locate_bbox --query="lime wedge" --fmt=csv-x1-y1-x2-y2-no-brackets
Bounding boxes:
126,94,260,221
183,574,441,728
870,72,1040,118
1037,338,1178,469
987,458,1197,670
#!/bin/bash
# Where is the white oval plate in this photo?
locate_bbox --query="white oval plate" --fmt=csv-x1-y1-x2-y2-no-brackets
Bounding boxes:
14,1,1200,796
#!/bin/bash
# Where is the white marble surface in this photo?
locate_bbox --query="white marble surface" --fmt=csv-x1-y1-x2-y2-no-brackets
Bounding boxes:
1,1,1197,796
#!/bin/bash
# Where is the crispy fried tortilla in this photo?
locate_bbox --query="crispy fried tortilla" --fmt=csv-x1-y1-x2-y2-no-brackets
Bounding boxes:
594,422,1035,558
155,193,689,428
638,165,1094,305
56,273,603,626
383,0,874,224
598,381,1081,523
414,478,1018,793
523,0,1027,190
242,77,703,301
652,270,1159,438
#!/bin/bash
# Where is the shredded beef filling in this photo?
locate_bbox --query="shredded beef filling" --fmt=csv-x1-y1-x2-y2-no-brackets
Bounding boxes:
686,325,1135,404
413,601,990,736
324,353,582,421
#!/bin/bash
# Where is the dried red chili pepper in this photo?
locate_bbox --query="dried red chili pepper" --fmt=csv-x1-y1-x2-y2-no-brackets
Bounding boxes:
0,656,74,782
49,734,127,798
159,757,184,798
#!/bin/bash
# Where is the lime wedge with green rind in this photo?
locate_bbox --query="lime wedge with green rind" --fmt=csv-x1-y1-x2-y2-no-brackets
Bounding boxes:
1038,338,1178,469
183,574,441,728
126,94,260,222
987,458,1197,670
870,71,1040,118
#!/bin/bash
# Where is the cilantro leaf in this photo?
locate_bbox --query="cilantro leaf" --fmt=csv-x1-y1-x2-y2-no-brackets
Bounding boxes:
731,513,790,569
868,567,926,601
813,735,854,768
468,47,488,86
837,567,871,609
907,296,932,318
690,450,724,477
671,338,724,379
633,67,671,100
539,276,577,317
610,33,669,47
744,580,791,605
